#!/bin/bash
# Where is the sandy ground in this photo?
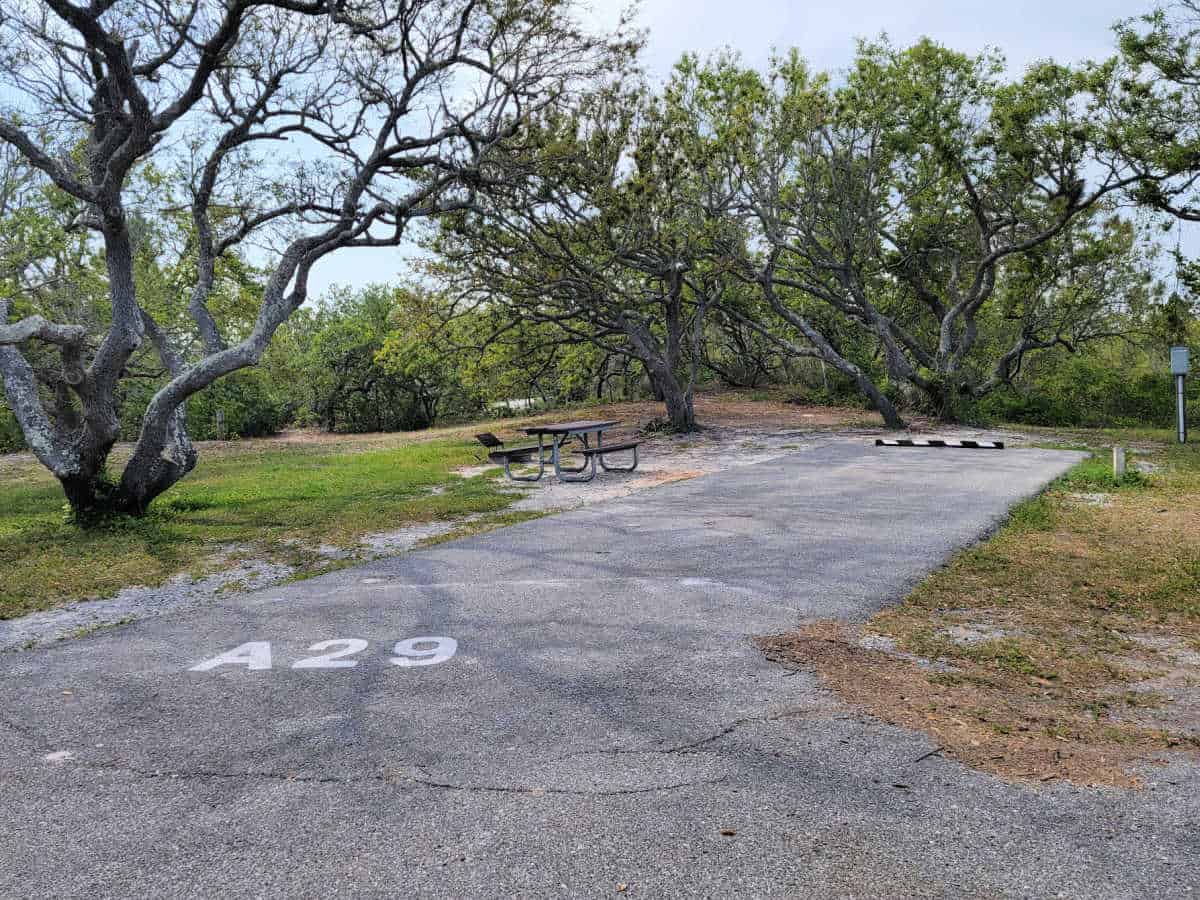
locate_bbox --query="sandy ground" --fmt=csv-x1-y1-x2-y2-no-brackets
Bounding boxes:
466,424,863,513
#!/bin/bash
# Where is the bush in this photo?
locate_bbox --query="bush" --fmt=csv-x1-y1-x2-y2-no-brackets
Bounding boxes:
115,369,290,441
186,370,290,440
782,371,883,411
0,401,23,453
976,355,1200,429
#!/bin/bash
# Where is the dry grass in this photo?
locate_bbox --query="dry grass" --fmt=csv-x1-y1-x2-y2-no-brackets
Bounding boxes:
759,435,1200,788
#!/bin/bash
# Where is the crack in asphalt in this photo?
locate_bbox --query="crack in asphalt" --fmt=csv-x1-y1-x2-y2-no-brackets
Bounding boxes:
544,705,838,763
406,772,731,797
663,706,838,753
55,760,732,797
9,706,842,794
0,714,39,745
34,707,836,795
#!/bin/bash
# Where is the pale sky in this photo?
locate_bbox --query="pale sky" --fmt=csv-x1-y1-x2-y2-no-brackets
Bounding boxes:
308,0,1150,298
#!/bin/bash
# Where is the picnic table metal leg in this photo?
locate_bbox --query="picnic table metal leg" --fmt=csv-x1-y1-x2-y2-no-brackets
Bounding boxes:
557,452,597,482
551,430,596,482
598,443,638,473
552,433,589,475
504,433,545,482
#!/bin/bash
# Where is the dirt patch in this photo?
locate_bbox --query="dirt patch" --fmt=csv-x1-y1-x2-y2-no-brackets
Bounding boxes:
685,393,880,430
758,622,1196,789
1065,491,1114,508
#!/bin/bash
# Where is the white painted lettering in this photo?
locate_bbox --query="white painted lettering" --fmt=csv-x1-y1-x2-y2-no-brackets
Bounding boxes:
189,641,273,671
390,636,457,667
292,638,369,669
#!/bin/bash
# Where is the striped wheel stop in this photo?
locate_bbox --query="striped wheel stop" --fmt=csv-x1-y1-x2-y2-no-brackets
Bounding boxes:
875,439,1005,449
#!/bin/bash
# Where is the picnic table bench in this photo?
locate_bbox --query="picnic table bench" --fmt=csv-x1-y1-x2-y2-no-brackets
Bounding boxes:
475,431,555,482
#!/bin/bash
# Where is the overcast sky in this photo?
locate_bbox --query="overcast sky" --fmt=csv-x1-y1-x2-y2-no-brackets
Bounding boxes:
308,0,1150,298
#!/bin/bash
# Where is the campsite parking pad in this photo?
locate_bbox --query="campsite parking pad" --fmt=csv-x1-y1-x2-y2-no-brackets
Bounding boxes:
2,440,1197,898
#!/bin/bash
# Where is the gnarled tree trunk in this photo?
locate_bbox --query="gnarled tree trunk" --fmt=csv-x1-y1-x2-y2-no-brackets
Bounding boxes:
623,312,699,432
647,366,696,431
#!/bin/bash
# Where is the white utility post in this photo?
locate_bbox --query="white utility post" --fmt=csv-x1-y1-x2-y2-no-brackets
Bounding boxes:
1172,346,1190,444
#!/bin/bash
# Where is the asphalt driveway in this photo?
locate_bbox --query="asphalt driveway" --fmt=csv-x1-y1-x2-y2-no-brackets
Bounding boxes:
2,440,1196,898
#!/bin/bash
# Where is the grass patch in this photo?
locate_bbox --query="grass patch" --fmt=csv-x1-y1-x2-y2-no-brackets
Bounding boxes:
1005,494,1058,532
761,437,1200,787
1054,454,1149,492
61,616,136,642
0,437,520,619
416,509,550,548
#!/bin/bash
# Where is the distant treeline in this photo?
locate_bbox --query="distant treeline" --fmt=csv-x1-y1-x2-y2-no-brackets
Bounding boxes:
4,282,1193,454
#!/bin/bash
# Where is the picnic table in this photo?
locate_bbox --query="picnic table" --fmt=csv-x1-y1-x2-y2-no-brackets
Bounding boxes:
514,419,640,483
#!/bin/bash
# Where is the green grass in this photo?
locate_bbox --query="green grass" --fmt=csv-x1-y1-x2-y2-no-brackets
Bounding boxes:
1021,423,1185,447
1054,454,1150,492
0,437,521,619
415,509,550,547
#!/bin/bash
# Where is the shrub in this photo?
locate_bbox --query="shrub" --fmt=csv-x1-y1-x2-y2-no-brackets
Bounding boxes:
976,355,1200,429
186,370,290,440
0,401,23,453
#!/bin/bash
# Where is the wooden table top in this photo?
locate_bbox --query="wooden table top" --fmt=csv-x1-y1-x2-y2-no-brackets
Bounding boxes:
523,420,620,435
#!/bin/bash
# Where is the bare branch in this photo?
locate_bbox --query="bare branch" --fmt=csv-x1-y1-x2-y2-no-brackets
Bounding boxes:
0,314,88,347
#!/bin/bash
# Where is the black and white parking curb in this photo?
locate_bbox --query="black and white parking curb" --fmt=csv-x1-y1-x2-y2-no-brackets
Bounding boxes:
875,438,1005,449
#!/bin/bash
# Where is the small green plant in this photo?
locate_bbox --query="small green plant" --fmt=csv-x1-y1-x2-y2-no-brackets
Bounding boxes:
61,616,136,641
639,417,676,435
1056,454,1149,492
1007,495,1056,532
